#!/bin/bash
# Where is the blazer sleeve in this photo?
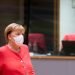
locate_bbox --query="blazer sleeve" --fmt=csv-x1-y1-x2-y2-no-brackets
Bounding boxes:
24,45,35,75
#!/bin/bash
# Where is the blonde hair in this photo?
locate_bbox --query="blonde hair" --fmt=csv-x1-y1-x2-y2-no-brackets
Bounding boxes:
4,23,25,41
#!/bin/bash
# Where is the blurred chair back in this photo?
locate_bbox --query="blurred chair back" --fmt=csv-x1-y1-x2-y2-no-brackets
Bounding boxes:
28,33,47,54
60,34,75,55
64,34,75,40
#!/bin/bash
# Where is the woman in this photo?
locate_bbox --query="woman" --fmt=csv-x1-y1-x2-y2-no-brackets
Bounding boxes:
0,23,35,75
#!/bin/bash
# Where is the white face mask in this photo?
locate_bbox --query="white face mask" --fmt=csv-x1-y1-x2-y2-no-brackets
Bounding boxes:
13,35,24,44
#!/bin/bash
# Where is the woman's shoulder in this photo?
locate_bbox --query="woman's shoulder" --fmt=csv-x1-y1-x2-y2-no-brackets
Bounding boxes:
0,45,7,52
21,44,29,53
22,44,29,50
22,44,29,49
0,45,7,60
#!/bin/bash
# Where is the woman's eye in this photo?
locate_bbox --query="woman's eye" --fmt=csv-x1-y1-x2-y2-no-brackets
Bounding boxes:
22,33,24,35
16,33,24,35
16,33,20,35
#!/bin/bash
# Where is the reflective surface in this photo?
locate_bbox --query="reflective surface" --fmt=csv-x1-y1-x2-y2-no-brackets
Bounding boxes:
0,0,59,56
28,0,59,56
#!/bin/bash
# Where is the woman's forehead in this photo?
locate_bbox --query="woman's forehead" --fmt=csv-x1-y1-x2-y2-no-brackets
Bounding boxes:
13,26,25,33
13,29,24,34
